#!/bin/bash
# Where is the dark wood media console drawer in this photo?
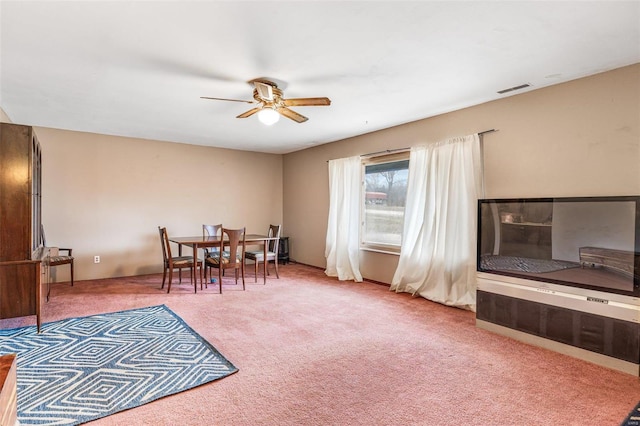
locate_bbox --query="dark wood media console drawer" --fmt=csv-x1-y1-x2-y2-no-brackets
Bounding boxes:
477,290,640,364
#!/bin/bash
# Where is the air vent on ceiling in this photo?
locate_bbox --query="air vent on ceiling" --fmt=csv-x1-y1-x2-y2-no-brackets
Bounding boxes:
497,83,531,94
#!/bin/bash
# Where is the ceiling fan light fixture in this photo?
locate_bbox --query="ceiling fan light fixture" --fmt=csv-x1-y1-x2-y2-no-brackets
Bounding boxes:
202,79,329,124
258,107,280,125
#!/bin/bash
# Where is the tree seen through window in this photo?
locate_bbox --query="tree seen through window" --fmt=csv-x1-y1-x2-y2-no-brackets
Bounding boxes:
363,158,408,248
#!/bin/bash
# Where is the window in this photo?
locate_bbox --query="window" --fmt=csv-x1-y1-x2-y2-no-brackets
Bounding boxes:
361,152,409,253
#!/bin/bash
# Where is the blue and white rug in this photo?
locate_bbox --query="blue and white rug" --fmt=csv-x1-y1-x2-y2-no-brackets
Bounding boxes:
0,305,238,425
621,400,640,426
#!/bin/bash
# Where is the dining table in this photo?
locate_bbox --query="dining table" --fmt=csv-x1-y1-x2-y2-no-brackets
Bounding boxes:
169,234,277,290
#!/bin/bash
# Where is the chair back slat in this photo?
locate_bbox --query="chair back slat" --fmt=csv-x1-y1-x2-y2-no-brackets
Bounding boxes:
221,227,245,268
267,224,281,253
203,224,222,238
203,224,222,255
158,226,172,261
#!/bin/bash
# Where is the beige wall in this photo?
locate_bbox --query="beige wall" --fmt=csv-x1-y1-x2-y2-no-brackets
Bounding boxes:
283,64,640,283
31,128,283,282
2,64,638,284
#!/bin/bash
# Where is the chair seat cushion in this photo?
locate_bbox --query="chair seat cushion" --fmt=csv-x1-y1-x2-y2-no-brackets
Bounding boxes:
206,253,241,266
204,249,229,257
50,255,73,264
245,251,277,261
171,256,201,266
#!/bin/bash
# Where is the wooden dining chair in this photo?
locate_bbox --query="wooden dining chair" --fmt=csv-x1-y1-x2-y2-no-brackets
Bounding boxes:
245,224,281,283
203,224,222,280
205,227,245,293
158,226,203,293
41,225,74,286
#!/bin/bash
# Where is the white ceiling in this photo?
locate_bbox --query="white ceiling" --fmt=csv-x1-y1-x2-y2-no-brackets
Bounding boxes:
1,1,639,154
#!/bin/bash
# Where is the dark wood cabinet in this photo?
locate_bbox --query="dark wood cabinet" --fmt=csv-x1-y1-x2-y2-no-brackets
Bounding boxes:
0,123,47,331
278,236,289,264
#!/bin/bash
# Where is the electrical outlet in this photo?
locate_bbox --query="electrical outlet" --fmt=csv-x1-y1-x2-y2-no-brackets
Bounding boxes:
94,255,100,264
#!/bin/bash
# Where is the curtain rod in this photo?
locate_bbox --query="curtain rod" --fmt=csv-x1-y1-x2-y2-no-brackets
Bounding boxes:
360,129,497,158
478,128,497,136
327,129,498,162
360,147,410,158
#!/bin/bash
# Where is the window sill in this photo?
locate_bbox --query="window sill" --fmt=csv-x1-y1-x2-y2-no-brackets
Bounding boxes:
360,246,401,256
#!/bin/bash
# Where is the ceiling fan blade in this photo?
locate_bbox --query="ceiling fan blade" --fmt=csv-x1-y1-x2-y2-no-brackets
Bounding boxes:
237,107,262,118
277,107,308,123
200,96,254,104
283,97,331,107
254,81,274,101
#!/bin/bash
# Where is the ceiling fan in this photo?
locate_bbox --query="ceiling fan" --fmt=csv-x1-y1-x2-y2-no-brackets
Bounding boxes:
201,79,331,125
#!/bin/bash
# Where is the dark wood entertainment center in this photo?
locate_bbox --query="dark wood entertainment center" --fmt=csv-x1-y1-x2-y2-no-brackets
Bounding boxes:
0,123,49,332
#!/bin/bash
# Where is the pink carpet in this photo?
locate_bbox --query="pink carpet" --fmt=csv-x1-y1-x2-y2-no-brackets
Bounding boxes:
2,263,639,425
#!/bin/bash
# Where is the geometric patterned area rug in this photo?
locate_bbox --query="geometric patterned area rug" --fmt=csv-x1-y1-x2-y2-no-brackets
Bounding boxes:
621,401,640,426
0,305,238,426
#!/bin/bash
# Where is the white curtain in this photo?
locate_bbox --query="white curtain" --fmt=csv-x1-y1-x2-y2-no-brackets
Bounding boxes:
325,156,363,282
390,134,483,310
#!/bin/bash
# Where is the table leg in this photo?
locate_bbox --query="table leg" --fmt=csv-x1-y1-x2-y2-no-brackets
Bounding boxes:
193,243,198,293
263,240,268,284
178,244,183,283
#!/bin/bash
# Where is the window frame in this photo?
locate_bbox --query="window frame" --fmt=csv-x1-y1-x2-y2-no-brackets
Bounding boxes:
360,151,410,255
